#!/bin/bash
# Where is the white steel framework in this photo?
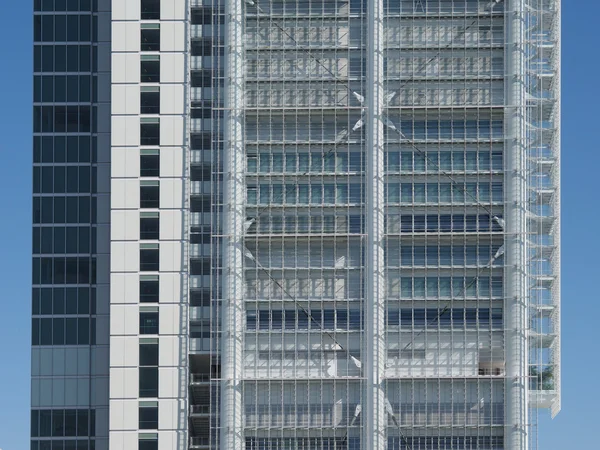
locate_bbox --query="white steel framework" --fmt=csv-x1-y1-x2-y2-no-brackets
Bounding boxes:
199,1,563,450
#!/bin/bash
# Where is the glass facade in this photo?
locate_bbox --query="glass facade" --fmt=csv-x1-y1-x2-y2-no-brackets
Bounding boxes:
32,1,105,449
33,0,560,449
215,0,561,449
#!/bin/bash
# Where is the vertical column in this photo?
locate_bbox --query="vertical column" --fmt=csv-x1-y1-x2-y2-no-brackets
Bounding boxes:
505,1,529,449
96,1,113,449
221,0,245,448
364,0,387,447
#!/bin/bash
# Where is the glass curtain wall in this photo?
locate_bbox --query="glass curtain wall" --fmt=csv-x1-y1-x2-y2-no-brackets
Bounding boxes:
32,1,100,449
242,0,365,448
206,0,561,449
383,1,506,448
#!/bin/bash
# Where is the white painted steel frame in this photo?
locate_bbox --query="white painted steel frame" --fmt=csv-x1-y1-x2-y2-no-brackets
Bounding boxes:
364,0,387,447
505,1,529,449
551,0,562,419
221,0,246,448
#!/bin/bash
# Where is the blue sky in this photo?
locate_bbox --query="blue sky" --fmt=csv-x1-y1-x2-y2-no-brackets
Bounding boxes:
0,2,597,449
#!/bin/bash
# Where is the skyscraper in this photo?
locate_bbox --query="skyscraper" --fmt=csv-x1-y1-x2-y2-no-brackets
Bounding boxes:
31,0,561,449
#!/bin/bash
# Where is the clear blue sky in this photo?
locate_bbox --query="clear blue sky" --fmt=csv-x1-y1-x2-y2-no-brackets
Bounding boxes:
0,2,596,449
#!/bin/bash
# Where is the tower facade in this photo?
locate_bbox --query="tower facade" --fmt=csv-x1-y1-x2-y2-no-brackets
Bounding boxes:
32,1,561,450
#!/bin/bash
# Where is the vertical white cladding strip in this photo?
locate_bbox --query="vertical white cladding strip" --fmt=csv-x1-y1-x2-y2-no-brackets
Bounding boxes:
110,0,188,449
365,0,386,447
221,0,245,448
110,0,141,448
505,1,529,449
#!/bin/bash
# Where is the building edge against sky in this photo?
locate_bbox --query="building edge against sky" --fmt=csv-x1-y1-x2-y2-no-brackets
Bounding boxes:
31,1,561,450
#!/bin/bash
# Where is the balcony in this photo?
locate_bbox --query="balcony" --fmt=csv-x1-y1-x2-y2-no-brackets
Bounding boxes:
190,405,213,416
189,437,212,449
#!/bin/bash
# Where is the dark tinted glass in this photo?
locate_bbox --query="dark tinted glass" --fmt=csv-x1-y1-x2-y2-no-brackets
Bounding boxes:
140,60,160,83
141,0,160,20
190,289,211,307
140,123,160,146
190,39,212,56
191,106,212,119
140,154,160,177
190,196,211,212
140,249,159,271
140,217,159,240
140,186,160,208
140,91,160,114
190,232,210,244
140,312,159,334
140,280,159,303
139,439,158,450
139,407,158,429
190,259,210,275
191,71,211,88
141,29,160,51
139,343,158,366
139,367,158,397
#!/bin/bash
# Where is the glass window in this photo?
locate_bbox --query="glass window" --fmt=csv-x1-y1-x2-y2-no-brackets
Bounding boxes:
34,45,42,72
140,185,160,208
139,406,158,430
66,45,78,72
190,70,211,87
78,288,90,315
190,195,210,212
414,183,426,203
139,438,158,450
140,249,159,272
140,154,160,177
76,410,88,437
139,343,159,366
63,409,77,437
140,312,159,334
141,28,160,51
41,45,54,71
64,318,77,344
52,318,65,345
140,91,160,114
65,15,78,41
140,280,159,303
190,259,210,276
191,8,220,25
190,289,210,307
39,410,52,437
34,16,42,42
387,152,400,171
190,164,211,181
141,0,161,20
414,153,426,172
191,39,213,57
50,410,65,437
140,217,159,240
139,367,159,398
77,318,89,345
79,46,91,72
141,60,160,83
140,123,160,146
41,15,54,41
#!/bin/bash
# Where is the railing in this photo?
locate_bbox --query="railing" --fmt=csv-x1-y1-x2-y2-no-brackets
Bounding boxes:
189,437,211,448
190,373,212,383
190,405,212,415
